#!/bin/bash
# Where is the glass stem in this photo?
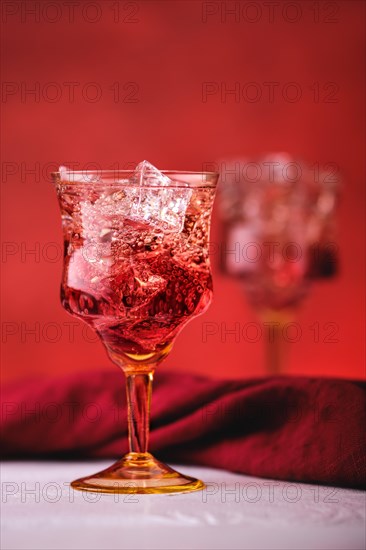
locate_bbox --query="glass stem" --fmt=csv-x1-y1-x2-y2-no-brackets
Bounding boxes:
125,371,153,454
262,309,293,375
265,322,284,375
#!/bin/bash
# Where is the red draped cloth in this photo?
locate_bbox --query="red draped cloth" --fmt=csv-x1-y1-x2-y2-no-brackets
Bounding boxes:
2,371,365,488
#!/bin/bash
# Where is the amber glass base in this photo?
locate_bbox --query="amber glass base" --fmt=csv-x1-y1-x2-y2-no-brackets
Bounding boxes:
71,452,205,494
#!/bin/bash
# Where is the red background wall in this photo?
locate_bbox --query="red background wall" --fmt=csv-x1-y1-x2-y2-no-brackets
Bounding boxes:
1,0,365,383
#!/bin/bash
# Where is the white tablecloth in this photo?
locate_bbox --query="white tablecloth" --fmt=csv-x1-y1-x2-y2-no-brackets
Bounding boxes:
1,461,365,550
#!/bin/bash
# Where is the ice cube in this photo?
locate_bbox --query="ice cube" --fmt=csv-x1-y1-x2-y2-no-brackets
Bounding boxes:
114,262,167,310
128,160,192,233
62,161,192,237
79,191,126,244
131,160,172,187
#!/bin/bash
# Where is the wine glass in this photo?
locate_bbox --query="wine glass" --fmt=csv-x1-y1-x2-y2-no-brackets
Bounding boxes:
218,154,339,374
52,164,218,494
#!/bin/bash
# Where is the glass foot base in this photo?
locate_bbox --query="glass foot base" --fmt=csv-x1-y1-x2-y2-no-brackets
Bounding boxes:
71,452,205,494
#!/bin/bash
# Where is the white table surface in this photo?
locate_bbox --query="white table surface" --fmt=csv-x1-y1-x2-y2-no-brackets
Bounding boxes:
1,461,365,550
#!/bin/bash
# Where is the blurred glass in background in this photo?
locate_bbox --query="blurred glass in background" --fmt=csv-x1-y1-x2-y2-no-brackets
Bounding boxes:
218,153,340,374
